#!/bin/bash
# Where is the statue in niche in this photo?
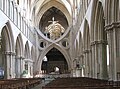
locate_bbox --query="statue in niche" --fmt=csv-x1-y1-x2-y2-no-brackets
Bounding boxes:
45,17,65,40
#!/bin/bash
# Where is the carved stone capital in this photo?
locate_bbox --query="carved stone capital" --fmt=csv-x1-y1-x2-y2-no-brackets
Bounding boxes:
80,55,84,58
105,22,120,31
91,40,108,46
83,49,91,53
4,51,15,56
15,56,25,59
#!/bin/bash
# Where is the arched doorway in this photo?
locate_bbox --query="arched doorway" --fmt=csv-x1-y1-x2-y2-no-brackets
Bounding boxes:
41,48,68,74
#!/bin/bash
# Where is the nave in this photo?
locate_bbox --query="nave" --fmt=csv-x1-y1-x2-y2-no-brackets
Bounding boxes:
0,77,120,89
0,0,120,88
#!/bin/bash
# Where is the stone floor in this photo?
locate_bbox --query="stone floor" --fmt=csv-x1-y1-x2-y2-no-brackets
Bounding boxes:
31,83,44,89
31,78,54,89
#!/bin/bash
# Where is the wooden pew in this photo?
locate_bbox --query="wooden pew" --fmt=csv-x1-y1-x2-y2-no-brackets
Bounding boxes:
42,77,120,89
0,78,42,89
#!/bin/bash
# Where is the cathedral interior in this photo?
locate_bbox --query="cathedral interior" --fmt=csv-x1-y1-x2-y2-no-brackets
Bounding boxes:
0,0,120,87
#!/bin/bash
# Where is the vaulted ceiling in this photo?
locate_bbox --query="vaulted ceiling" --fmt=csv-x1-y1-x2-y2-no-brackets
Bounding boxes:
30,0,75,27
31,0,73,15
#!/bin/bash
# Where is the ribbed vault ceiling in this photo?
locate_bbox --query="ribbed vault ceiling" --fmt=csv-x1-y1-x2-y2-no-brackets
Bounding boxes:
31,0,73,16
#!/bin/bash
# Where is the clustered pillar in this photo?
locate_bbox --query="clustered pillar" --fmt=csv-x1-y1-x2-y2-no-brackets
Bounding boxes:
105,22,120,80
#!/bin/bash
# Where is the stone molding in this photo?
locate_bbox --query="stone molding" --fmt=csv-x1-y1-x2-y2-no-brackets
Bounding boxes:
105,22,120,31
24,59,33,63
83,49,91,53
90,40,108,46
4,51,15,56
15,56,25,59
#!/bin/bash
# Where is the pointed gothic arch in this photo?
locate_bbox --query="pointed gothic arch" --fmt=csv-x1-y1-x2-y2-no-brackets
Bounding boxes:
83,19,91,77
15,34,24,57
90,1,108,79
15,33,24,78
1,22,15,79
105,0,120,80
31,46,35,61
1,22,14,51
83,19,90,50
35,0,72,27
79,31,83,55
36,44,72,72
24,41,30,59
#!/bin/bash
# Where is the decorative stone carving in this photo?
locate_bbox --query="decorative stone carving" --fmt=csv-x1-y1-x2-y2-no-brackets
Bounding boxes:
44,17,65,40
105,22,120,31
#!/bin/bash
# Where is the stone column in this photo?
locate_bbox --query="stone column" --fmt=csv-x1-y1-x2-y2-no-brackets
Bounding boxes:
79,54,85,77
24,59,33,77
84,50,89,77
12,52,16,78
91,41,98,78
91,40,108,79
88,49,92,77
75,57,81,77
97,40,108,79
72,59,76,77
0,37,2,67
79,55,83,77
15,56,24,78
105,22,120,80
4,51,15,79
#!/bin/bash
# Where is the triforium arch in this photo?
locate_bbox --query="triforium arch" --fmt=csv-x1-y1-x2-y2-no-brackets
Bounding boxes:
37,44,72,73
15,33,24,78
90,1,108,79
0,22,15,79
83,19,91,77
35,0,72,27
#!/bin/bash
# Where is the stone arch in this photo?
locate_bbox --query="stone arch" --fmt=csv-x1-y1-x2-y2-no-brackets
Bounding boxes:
83,19,91,77
93,2,105,41
1,22,14,52
36,44,72,72
35,0,72,27
24,41,30,59
83,19,90,50
105,0,120,80
105,0,119,24
15,34,24,57
24,41,33,77
31,46,35,61
90,1,108,79
15,33,24,78
1,22,15,79
90,0,99,41
79,31,83,55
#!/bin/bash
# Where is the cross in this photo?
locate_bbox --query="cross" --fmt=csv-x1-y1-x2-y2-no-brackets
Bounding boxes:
48,17,58,24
